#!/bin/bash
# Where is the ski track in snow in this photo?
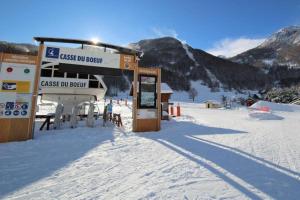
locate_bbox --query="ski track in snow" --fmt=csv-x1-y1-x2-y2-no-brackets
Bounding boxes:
0,101,300,199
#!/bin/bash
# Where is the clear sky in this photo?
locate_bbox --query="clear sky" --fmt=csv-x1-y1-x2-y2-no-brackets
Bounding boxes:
1,0,300,56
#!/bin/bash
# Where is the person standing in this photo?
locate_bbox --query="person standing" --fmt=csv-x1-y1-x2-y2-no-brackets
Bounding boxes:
103,105,107,127
107,100,113,121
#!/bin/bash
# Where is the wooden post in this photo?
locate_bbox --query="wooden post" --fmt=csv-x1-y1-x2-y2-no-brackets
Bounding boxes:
156,68,161,131
132,66,138,132
28,43,44,139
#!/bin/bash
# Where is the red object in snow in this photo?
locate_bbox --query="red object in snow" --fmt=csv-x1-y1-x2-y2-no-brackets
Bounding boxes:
176,104,181,116
260,106,270,112
169,105,174,116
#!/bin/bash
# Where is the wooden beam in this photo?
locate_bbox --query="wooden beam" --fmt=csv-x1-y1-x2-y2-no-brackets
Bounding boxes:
133,66,138,131
33,37,142,57
27,43,44,139
157,68,161,131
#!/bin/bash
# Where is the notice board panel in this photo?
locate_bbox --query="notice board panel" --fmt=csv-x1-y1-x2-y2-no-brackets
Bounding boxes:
0,53,38,143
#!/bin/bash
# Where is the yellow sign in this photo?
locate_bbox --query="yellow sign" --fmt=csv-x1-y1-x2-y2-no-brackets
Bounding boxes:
1,80,31,93
120,54,137,70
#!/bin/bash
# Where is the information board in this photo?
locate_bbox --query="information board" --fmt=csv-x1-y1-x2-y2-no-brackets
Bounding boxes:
139,75,157,108
0,54,36,119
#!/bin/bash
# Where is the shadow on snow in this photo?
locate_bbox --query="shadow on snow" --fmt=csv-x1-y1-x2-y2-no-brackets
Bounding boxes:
142,119,300,200
0,121,116,198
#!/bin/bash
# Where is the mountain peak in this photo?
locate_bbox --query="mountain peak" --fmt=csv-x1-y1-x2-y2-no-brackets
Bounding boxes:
133,36,180,45
129,36,184,53
260,25,300,48
277,25,300,33
231,25,300,70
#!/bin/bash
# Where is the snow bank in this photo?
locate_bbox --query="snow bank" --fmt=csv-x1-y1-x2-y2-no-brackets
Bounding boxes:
248,111,284,120
250,100,300,112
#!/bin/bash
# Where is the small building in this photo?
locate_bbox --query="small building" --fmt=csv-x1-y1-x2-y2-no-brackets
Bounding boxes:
130,82,173,119
204,100,222,109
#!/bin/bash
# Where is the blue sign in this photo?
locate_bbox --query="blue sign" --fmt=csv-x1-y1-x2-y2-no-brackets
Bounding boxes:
13,110,20,116
45,47,60,59
5,110,12,116
5,102,14,110
21,103,29,110
21,110,28,116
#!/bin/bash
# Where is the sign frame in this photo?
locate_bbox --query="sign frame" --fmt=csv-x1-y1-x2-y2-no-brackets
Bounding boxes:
0,52,39,142
133,67,161,132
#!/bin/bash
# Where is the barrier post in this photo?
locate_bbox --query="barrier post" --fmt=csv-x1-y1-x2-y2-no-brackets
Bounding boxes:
169,105,174,116
176,103,181,117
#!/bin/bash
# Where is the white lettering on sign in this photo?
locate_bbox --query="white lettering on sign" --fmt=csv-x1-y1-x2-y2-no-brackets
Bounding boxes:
42,45,120,69
40,78,89,88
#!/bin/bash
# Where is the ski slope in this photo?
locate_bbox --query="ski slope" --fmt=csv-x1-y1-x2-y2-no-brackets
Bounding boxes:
0,101,300,199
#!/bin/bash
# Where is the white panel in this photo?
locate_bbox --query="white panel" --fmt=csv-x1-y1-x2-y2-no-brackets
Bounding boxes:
42,45,121,68
0,93,32,118
40,77,89,88
0,62,36,119
0,63,36,93
137,109,157,119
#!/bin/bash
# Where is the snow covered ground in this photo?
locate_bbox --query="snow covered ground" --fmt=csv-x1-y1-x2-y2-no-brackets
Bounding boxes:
170,81,258,103
1,101,300,199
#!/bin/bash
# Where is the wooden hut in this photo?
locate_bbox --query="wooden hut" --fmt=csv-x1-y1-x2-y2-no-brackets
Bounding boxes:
204,100,222,109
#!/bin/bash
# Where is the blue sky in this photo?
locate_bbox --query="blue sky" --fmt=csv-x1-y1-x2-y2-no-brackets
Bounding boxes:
1,0,300,56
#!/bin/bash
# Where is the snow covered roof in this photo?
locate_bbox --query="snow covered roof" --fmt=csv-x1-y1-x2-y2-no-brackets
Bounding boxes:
161,83,173,94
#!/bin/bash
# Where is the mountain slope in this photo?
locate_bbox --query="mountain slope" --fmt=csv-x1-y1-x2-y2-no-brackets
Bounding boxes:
231,26,300,68
131,37,268,91
230,26,300,87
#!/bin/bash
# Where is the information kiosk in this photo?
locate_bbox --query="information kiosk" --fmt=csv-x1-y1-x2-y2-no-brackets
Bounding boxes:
0,53,39,142
133,67,161,132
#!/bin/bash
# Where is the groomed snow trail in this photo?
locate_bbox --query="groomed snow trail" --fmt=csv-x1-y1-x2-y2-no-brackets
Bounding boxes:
1,102,300,199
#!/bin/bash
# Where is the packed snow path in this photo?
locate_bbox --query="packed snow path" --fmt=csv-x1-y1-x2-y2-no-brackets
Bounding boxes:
1,102,300,199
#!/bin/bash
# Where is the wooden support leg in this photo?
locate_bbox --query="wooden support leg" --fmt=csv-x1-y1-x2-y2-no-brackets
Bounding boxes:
46,117,51,130
40,118,48,131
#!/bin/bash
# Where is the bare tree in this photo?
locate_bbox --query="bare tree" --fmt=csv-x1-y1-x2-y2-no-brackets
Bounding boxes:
188,88,198,102
221,95,227,106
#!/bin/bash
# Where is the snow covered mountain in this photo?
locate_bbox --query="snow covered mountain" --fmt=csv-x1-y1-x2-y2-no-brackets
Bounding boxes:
231,26,300,68
130,37,267,91
230,26,300,87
